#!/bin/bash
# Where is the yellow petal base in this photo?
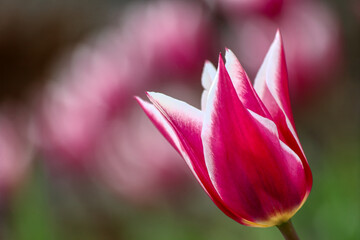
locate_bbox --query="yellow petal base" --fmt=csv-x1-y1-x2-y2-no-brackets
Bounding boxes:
243,194,309,228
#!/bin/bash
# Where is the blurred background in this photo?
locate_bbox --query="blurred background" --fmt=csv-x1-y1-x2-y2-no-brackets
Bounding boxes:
0,0,358,239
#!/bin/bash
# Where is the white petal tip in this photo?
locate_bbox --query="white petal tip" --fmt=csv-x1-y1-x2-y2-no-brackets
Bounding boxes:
146,91,162,99
224,48,237,66
201,61,216,90
135,96,148,105
273,30,283,47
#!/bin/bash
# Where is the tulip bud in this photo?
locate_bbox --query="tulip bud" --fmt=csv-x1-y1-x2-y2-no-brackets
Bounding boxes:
137,31,312,227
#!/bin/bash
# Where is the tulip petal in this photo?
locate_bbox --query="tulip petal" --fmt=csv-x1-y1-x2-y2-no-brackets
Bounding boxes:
137,94,248,225
253,31,312,193
201,61,216,111
137,94,203,178
135,97,183,156
253,31,294,127
253,31,299,149
202,56,306,225
201,60,216,90
201,90,209,111
224,49,270,118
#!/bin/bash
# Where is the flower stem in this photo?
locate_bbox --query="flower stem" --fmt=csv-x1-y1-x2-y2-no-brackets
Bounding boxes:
277,220,300,240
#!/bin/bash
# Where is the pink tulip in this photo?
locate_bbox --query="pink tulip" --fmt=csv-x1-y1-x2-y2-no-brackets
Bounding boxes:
137,31,312,227
228,1,341,102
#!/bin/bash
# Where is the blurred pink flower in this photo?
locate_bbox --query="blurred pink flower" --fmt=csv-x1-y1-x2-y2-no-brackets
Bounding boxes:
137,31,312,227
120,0,214,79
33,1,212,205
228,1,342,102
35,42,135,168
217,0,284,18
35,0,214,168
0,108,32,197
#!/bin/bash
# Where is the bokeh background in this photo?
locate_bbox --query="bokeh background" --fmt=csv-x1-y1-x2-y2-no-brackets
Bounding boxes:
0,0,359,239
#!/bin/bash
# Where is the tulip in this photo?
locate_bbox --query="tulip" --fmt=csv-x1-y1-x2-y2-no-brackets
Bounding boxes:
137,31,312,237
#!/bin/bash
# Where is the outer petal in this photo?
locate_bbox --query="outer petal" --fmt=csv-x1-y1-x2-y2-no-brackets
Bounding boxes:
135,97,183,158
253,30,312,195
202,56,307,226
135,96,247,225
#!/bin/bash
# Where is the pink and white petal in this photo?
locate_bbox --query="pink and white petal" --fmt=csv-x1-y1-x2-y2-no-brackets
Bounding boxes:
201,90,209,111
253,30,294,125
278,140,310,200
253,31,295,136
135,97,184,157
253,31,312,191
202,56,306,224
136,96,249,225
248,109,311,223
225,49,270,118
250,111,308,202
146,92,203,157
136,96,209,190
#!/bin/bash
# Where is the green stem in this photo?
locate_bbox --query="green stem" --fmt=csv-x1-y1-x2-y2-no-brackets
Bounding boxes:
277,220,300,240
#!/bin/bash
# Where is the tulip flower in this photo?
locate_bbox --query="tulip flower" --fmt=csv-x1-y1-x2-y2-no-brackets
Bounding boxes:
137,31,312,238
